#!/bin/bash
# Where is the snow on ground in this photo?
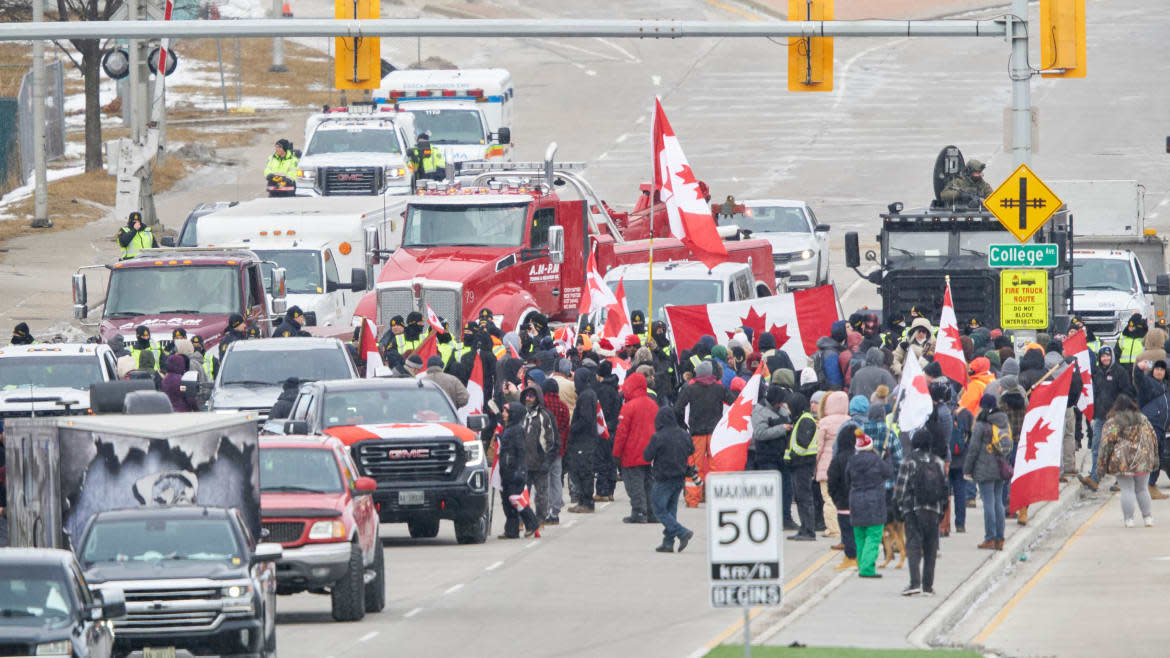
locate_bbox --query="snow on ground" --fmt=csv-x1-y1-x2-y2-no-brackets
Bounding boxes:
0,165,88,220
215,0,266,19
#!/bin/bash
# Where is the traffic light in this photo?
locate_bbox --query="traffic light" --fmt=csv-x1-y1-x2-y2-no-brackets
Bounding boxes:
334,0,381,90
787,0,833,92
1040,0,1086,79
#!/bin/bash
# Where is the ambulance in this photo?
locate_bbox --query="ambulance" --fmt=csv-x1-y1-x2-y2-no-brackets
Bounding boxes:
377,69,514,166
295,106,417,197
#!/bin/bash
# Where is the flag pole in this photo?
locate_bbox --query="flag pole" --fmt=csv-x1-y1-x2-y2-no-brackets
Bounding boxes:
648,97,656,329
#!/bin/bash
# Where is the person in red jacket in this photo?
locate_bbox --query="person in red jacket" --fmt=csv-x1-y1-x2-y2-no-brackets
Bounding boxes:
613,372,660,523
542,379,571,525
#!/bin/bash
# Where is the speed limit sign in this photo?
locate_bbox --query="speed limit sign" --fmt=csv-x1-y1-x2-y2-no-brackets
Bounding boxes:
707,471,783,608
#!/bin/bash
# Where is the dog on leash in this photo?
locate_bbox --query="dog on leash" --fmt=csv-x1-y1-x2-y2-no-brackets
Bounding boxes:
880,520,907,569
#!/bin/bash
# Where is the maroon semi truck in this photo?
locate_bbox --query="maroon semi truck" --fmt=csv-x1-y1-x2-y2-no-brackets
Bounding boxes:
73,248,289,349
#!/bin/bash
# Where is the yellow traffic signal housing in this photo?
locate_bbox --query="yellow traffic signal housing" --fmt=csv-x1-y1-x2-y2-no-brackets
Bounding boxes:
334,0,381,90
1040,0,1086,78
787,0,833,92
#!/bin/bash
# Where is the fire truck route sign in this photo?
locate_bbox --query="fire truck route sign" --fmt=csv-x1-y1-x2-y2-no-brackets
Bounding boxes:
1000,269,1049,330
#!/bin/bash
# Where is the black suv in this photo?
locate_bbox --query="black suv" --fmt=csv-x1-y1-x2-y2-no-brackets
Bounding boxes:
266,378,491,544
76,507,282,657
0,547,125,658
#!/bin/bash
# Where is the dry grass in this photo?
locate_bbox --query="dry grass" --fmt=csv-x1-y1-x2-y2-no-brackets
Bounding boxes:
175,38,340,109
0,44,32,96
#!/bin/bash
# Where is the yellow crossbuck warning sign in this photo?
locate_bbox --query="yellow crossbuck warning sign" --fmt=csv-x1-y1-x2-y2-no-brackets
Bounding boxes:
983,164,1063,243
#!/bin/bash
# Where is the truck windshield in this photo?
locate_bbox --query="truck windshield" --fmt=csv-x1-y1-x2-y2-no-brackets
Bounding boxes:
957,231,1012,257
106,266,241,317
403,203,528,248
887,232,949,261
609,279,723,323
1074,258,1135,292
260,448,344,493
406,109,487,144
321,387,456,428
81,518,242,565
726,206,810,233
307,128,401,155
0,355,103,391
0,566,73,621
253,249,323,295
220,349,352,386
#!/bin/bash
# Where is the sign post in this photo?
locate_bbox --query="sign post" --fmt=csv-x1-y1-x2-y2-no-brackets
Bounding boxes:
707,471,783,656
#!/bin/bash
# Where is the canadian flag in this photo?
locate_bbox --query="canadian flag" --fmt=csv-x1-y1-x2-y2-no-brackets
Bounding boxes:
664,285,839,370
508,486,532,511
457,353,484,422
578,245,618,317
425,304,445,334
709,362,764,472
489,434,502,492
652,98,728,270
413,330,440,366
601,277,633,343
607,356,631,385
1010,366,1075,513
553,325,576,346
934,281,968,386
895,350,934,434
596,401,610,440
1064,329,1095,424
358,317,381,379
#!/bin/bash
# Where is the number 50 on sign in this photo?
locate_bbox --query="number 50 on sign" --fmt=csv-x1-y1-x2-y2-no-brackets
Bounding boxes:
707,471,783,609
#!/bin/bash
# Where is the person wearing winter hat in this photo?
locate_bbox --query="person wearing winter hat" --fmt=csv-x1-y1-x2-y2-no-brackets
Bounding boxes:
799,366,819,399
784,392,820,541
10,322,35,345
594,361,623,502
551,358,577,416
404,353,425,375
965,393,1013,550
850,347,897,401
675,359,736,507
1081,346,1123,491
848,428,895,577
958,357,996,416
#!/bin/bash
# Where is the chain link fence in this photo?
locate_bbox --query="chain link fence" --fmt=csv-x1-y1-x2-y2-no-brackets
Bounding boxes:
17,58,65,184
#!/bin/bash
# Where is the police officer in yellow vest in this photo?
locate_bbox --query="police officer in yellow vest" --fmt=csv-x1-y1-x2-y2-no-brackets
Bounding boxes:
396,311,427,354
1116,313,1147,366
408,133,447,184
783,393,819,541
264,139,299,178
436,317,459,366
630,310,649,347
118,212,157,260
130,325,161,371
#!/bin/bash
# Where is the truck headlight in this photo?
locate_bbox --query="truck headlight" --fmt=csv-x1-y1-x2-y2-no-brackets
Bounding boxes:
222,584,253,599
35,641,71,655
387,167,406,178
308,520,346,540
297,169,314,181
464,440,484,467
800,249,814,260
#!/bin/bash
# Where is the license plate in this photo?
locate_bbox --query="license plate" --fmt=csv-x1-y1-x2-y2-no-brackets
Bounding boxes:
144,648,177,658
398,490,425,505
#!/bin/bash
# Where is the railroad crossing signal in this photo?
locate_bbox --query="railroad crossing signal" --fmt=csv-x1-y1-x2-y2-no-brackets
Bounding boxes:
983,164,1063,243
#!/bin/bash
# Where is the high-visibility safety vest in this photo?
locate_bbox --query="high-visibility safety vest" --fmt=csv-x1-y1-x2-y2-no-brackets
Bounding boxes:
1087,339,1101,353
395,333,424,354
410,147,446,175
130,343,161,370
1117,335,1143,364
202,354,215,380
437,340,460,365
884,413,901,446
264,153,298,177
785,412,818,460
119,226,154,260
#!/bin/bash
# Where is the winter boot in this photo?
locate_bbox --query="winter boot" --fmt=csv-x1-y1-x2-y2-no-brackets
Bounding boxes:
833,557,858,572
1150,485,1169,500
1017,507,1029,526
1078,475,1099,491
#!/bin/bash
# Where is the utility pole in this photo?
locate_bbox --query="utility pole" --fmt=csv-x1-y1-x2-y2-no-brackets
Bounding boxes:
30,0,50,228
270,0,288,72
1009,0,1032,167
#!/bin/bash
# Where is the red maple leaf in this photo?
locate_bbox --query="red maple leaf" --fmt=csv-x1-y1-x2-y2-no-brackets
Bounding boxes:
1024,419,1054,462
941,323,963,354
726,306,770,346
674,164,705,201
768,323,790,349
726,395,753,432
912,374,929,395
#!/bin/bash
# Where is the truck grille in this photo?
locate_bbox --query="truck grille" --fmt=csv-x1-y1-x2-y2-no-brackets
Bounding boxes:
1076,309,1118,336
354,440,461,482
118,585,228,633
319,166,384,195
773,252,797,264
262,521,306,544
377,285,462,328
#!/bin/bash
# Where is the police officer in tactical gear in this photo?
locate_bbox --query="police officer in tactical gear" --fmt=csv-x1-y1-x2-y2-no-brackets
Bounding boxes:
940,159,993,207
131,325,161,370
274,306,310,337
118,211,158,260
10,322,34,345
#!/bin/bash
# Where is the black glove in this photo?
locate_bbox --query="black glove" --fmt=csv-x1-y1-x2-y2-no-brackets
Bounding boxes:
900,341,910,351
768,417,783,427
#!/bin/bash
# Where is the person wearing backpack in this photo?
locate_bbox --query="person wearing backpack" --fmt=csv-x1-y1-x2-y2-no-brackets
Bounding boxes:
964,393,1014,550
811,321,849,391
894,428,949,596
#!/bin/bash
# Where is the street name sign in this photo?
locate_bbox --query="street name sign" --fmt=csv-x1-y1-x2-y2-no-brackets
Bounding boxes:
988,243,1058,268
1000,269,1049,329
707,471,782,609
983,164,1063,243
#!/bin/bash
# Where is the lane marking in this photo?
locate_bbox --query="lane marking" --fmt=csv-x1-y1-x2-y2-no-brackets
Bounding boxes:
598,152,609,161
485,560,504,571
585,70,598,77
703,0,763,22
443,583,464,595
635,115,646,125
974,500,1112,644
594,37,640,62
404,607,422,618
699,550,837,652
615,133,630,144
525,540,540,548
838,276,867,306
358,631,379,643
652,75,662,86
600,502,612,510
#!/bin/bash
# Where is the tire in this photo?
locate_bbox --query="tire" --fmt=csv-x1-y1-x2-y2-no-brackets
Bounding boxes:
330,543,366,622
454,504,489,545
364,541,386,613
407,518,440,539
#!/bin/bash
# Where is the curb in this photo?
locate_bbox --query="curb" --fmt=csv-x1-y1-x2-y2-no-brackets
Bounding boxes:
906,479,1096,649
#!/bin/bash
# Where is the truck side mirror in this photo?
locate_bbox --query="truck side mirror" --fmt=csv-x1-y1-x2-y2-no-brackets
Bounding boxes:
271,267,287,315
283,419,309,434
815,224,830,233
303,311,317,327
1158,274,1170,296
364,226,380,266
72,273,88,319
92,588,126,620
547,225,565,265
466,414,487,432
160,236,175,247
845,232,860,269
495,127,511,145
350,267,369,292
252,543,283,564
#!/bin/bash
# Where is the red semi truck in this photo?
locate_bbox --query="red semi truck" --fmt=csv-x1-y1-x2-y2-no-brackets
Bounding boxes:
353,149,776,331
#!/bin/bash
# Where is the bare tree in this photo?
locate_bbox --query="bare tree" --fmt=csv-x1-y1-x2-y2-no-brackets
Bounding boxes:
56,0,123,172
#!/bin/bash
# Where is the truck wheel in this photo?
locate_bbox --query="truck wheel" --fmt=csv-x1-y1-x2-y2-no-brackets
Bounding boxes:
454,506,489,545
330,543,366,622
364,543,386,613
407,518,440,539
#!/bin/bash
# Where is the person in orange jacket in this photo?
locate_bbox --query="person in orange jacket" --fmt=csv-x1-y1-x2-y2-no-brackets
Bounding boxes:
958,356,996,416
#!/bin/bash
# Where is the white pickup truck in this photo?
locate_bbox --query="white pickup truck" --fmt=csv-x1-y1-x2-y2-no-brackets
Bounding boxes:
603,261,772,324
296,107,417,196
0,343,118,418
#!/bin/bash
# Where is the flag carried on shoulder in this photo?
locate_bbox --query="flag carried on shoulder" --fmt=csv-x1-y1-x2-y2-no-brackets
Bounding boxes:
358,317,381,379
934,280,968,386
709,362,765,472
1064,329,1095,424
652,98,728,270
895,349,933,434
1010,366,1075,514
664,285,840,370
